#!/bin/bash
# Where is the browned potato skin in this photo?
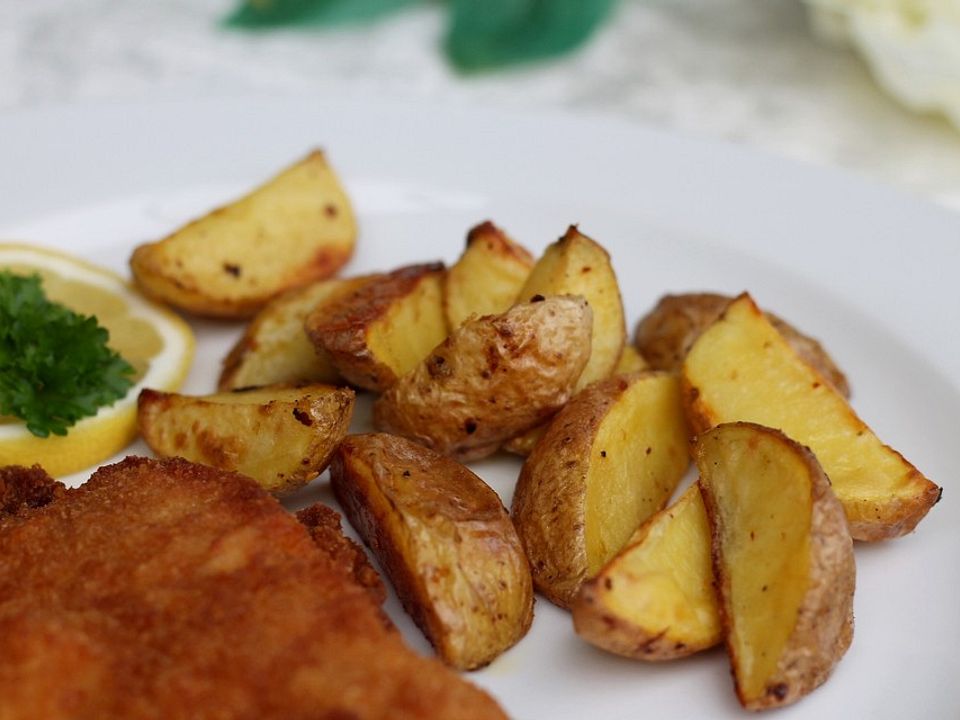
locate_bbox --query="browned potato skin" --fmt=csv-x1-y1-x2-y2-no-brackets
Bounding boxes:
219,275,377,391
330,433,534,671
130,150,356,319
443,221,535,330
374,296,593,462
512,385,613,608
635,292,851,398
137,384,354,494
697,423,855,710
305,263,446,392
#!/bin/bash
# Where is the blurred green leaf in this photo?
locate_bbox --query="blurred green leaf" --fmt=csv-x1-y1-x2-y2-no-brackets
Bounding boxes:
445,0,618,71
225,0,617,71
226,0,423,28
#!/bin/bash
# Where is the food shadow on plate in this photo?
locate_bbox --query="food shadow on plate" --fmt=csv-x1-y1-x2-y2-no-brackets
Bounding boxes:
280,472,337,513
521,615,739,713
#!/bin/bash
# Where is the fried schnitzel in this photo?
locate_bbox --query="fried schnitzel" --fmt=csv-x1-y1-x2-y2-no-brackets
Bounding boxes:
0,464,63,515
0,457,507,720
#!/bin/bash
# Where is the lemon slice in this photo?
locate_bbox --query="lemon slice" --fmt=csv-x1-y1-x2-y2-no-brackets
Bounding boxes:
0,242,195,477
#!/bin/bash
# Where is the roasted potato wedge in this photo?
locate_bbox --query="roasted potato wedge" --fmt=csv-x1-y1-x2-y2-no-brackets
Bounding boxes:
682,292,941,541
130,151,356,319
503,347,650,458
697,422,855,710
330,433,534,671
374,296,592,461
635,292,850,397
503,227,626,455
443,221,534,330
219,275,375,391
572,483,721,660
137,384,354,494
517,226,625,390
305,263,447,392
512,371,690,608
613,344,648,375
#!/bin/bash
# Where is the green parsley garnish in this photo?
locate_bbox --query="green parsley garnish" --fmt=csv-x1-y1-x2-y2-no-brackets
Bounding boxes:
0,271,135,438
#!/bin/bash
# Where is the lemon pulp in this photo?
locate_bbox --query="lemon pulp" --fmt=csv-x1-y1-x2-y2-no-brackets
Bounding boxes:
0,243,194,477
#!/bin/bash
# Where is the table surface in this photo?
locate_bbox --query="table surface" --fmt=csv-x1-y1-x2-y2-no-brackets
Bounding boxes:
4,0,960,211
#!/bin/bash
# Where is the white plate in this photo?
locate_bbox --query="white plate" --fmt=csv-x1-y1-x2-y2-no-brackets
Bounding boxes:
1,98,957,719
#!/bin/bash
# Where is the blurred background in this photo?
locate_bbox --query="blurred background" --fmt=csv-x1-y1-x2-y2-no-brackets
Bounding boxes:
4,0,960,209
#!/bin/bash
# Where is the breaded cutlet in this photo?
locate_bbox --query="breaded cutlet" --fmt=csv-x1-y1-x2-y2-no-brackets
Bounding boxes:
0,464,64,515
0,456,507,720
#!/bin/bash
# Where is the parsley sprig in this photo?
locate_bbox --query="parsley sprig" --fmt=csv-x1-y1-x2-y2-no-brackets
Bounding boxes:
0,271,135,438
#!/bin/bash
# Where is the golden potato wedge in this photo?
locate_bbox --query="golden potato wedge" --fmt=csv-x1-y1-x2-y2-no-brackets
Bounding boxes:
131,150,356,319
501,228,627,456
443,221,534,330
572,483,721,660
682,293,941,541
137,383,354,494
517,226,626,391
305,263,447,392
697,422,855,710
374,296,593,462
635,292,850,397
502,347,649,458
614,344,649,375
330,433,534,671
219,275,376,391
512,371,690,608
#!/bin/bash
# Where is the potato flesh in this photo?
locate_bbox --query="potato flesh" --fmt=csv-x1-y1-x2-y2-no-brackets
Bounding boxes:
684,294,938,539
156,155,352,293
602,484,719,645
502,425,545,457
307,265,448,391
613,345,648,375
137,385,353,493
185,386,321,405
444,222,534,329
634,292,850,398
517,227,625,390
130,150,355,317
701,431,812,700
584,373,689,573
512,371,689,608
574,482,721,659
367,272,446,379
219,277,372,390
